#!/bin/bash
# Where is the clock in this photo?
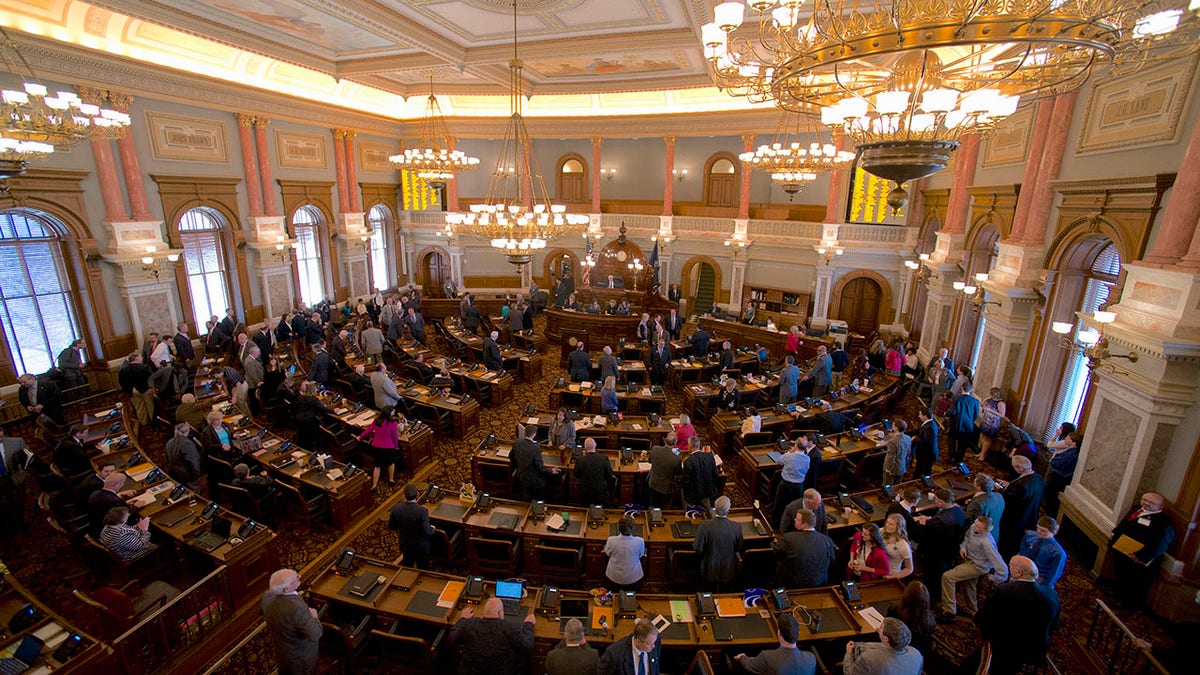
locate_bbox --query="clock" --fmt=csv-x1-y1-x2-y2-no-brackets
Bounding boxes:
616,250,628,262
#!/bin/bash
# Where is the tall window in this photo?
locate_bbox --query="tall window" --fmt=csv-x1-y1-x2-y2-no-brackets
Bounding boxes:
1046,244,1121,437
179,207,232,335
292,206,325,307
0,209,83,375
368,204,391,292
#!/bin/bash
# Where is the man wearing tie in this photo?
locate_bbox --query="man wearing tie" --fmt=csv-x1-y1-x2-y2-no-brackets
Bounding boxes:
648,338,671,387
17,373,63,425
1108,492,1175,608
597,618,660,675
173,323,195,368
483,330,503,371
665,309,684,341
0,427,29,537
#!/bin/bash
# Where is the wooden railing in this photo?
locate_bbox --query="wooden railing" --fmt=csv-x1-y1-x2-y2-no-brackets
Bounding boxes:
111,566,235,675
1081,599,1170,675
200,621,273,675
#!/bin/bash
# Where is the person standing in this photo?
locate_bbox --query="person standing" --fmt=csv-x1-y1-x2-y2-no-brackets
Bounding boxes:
404,306,427,345
568,343,592,382
545,618,599,675
847,523,892,581
778,355,800,404
18,373,64,425
550,408,576,452
261,569,322,675
646,432,680,509
997,456,1045,559
483,330,503,371
0,427,29,537
371,363,401,410
389,484,436,569
911,408,939,478
974,556,1058,675
449,598,536,675
1044,431,1081,517
164,423,202,490
680,437,719,510
665,308,684,341
648,337,671,387
772,437,810,525
912,488,965,605
964,474,1005,546
510,424,559,501
599,346,619,383
1107,492,1176,608
773,508,836,588
57,338,87,387
360,406,401,490
882,420,911,487
574,438,614,505
687,324,710,358
809,345,833,396
948,382,979,463
693,496,743,591
1019,516,1067,590
603,514,646,591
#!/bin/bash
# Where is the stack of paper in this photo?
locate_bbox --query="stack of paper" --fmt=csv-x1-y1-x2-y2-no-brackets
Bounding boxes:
437,580,464,608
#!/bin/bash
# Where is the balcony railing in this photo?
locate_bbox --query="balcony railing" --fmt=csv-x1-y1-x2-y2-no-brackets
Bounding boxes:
200,620,273,675
1082,599,1170,675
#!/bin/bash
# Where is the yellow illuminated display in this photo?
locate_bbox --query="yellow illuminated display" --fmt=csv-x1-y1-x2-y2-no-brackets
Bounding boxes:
849,166,903,224
401,170,440,211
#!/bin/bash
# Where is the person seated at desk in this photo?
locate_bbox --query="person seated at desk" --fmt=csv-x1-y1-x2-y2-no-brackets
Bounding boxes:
233,462,278,507
605,299,619,315
843,618,924,675
449,598,536,675
568,342,591,382
734,615,816,675
740,406,762,435
709,302,725,319
717,378,739,411
545,618,599,675
99,506,154,561
563,292,579,311
175,393,209,431
599,376,619,414
602,274,624,289
740,301,757,325
586,299,602,314
550,408,576,451
616,298,631,316
53,424,99,478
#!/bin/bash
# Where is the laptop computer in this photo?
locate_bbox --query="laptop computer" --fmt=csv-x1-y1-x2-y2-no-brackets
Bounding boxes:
192,515,232,552
0,635,44,675
495,580,524,616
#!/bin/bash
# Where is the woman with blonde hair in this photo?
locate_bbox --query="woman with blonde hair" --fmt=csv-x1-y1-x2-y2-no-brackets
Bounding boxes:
882,513,914,580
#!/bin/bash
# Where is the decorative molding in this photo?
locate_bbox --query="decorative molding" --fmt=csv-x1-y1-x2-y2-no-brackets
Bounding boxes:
358,140,396,172
275,130,329,169
1077,53,1199,155
145,111,230,163
1044,174,1175,269
981,105,1033,167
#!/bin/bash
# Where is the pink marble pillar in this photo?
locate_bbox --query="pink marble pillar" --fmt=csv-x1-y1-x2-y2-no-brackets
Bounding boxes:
591,136,602,213
332,129,350,214
1178,215,1200,269
1147,113,1200,267
662,136,676,217
235,114,264,218
824,136,847,223
1007,99,1055,242
344,132,361,212
254,120,279,217
1019,91,1077,245
738,133,754,220
116,129,151,221
941,133,981,235
90,139,128,222
903,178,926,230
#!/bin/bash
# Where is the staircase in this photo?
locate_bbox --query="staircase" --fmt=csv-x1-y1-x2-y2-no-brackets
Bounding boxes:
692,264,715,318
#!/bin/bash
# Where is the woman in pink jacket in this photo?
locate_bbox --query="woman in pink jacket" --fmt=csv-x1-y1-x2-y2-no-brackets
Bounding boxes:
847,523,891,581
359,406,400,490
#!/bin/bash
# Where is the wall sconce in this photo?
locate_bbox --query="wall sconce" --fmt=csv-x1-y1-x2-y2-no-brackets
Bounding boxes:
724,233,749,254
355,234,372,252
904,255,933,283
1052,310,1138,376
601,168,617,182
815,244,844,266
956,272,1002,314
272,236,298,264
672,169,688,182
140,245,179,281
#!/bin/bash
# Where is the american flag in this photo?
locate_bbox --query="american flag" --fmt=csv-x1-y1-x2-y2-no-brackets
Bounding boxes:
582,235,592,287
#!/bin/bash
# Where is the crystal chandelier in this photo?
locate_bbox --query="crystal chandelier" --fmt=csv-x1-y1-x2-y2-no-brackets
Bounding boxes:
741,108,854,200
0,27,132,178
389,75,479,189
443,2,589,266
701,0,1200,207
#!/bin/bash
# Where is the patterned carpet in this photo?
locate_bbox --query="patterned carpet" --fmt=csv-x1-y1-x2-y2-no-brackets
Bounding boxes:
0,313,1183,673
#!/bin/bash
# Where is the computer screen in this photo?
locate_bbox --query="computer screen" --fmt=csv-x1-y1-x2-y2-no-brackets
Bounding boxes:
495,581,523,599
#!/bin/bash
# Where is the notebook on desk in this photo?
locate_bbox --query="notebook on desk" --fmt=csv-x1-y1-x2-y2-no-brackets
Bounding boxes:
489,512,521,531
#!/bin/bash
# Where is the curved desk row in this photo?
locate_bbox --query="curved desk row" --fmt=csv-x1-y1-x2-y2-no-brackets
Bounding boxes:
0,572,109,674
698,317,835,361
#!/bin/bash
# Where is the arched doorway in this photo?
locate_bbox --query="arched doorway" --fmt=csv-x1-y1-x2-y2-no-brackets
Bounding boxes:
544,249,579,290
908,215,940,338
680,256,723,317
419,249,452,297
953,221,1000,366
556,154,588,204
703,154,739,208
839,278,883,334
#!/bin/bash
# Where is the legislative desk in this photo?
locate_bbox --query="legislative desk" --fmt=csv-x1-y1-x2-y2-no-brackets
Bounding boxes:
324,404,435,471
733,428,889,506
698,317,835,360
680,374,779,421
306,553,904,673
0,572,110,674
508,410,674,449
544,309,643,364
426,356,515,406
419,296,510,320
84,407,279,607
546,380,665,415
440,321,545,383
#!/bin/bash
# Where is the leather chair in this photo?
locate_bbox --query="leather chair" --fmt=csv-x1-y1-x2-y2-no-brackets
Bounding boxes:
219,482,264,522
276,481,329,530
83,534,172,585
533,544,585,587
476,461,515,497
369,623,445,675
467,537,523,578
666,548,701,592
72,580,175,639
430,527,465,568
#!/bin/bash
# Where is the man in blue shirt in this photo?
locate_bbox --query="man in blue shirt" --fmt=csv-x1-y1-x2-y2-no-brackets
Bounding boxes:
778,355,800,404
1018,516,1066,589
772,436,811,525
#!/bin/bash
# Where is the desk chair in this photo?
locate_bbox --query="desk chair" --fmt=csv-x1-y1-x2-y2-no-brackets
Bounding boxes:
219,483,264,523
533,544,585,587
685,650,715,675
841,450,886,489
475,461,515,496
369,621,445,674
467,537,523,578
430,527,464,568
667,548,702,592
276,481,329,531
72,580,175,640
83,534,171,585
414,403,454,439
814,456,844,494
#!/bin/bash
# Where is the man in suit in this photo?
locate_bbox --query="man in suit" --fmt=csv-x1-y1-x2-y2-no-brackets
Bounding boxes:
964,474,1005,545
463,302,482,335
388,484,437,569
404,306,427,345
568,343,592,382
843,618,923,675
912,487,965,604
219,308,237,338
371,363,401,410
545,618,599,675
173,323,195,367
309,342,333,385
734,615,815,675
87,472,135,535
329,330,350,370
243,345,264,415
597,618,660,675
574,438,613,506
693,495,743,590
772,507,836,588
275,313,293,343
510,424,559,500
805,345,833,396
665,309,684,341
599,346,619,383
778,355,800,405
667,284,681,303
912,408,939,478
974,556,1058,675
885,486,921,539
450,598,536,675
261,569,323,675
522,301,534,330
57,338,87,387
483,330,503,371
779,489,828,535
53,424,96,478
304,314,324,345
648,338,671,387
681,438,719,509
719,341,735,370
0,427,30,537
205,318,229,354
1108,491,1176,607
998,455,1045,559
646,432,680,509
687,325,710,359
17,373,63,425
289,312,307,342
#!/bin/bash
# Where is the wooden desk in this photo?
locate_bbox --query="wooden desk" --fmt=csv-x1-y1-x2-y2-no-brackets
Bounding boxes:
681,376,779,421
544,309,643,364
698,317,835,360
0,572,111,673
473,440,655,506
326,403,436,471
427,356,515,405
442,323,545,383
547,381,665,415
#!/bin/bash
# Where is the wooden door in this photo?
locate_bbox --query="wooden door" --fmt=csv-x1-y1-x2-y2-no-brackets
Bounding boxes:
559,174,585,203
839,277,882,334
423,252,450,297
707,174,736,207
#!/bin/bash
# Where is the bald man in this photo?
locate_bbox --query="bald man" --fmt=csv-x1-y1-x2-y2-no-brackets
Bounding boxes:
448,597,535,675
974,556,1058,675
1108,492,1176,608
261,569,322,675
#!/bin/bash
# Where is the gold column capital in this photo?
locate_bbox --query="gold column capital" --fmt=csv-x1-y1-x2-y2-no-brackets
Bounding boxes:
235,112,256,127
253,116,271,128
741,132,757,147
591,136,604,147
664,135,677,147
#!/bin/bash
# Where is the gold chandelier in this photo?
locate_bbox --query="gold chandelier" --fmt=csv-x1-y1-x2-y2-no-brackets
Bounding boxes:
0,27,132,178
702,0,1200,205
741,108,855,199
443,1,590,266
389,75,479,188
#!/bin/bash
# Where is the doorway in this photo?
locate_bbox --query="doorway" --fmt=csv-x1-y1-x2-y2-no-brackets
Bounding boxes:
556,155,587,204
421,250,451,297
838,277,883,334
705,157,738,208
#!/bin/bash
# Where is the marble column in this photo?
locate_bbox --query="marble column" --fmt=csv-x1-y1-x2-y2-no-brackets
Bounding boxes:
1007,100,1054,243
663,136,676,217
812,264,835,323
116,129,152,221
235,113,264,218
90,139,129,223
970,289,1040,395
344,131,361,212
730,253,748,308
825,136,848,224
1153,119,1200,267
738,133,755,221
916,266,965,363
332,129,351,214
941,133,981,235
591,136,603,214
254,120,279,217
1018,91,1077,245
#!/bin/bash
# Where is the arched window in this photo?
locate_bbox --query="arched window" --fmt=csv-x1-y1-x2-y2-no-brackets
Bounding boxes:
179,207,232,335
1046,243,1121,437
703,153,739,207
368,204,391,292
292,206,326,306
0,209,83,375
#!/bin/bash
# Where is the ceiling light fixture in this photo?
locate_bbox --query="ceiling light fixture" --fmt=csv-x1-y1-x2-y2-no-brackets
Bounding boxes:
389,75,480,189
443,2,590,266
741,108,854,200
